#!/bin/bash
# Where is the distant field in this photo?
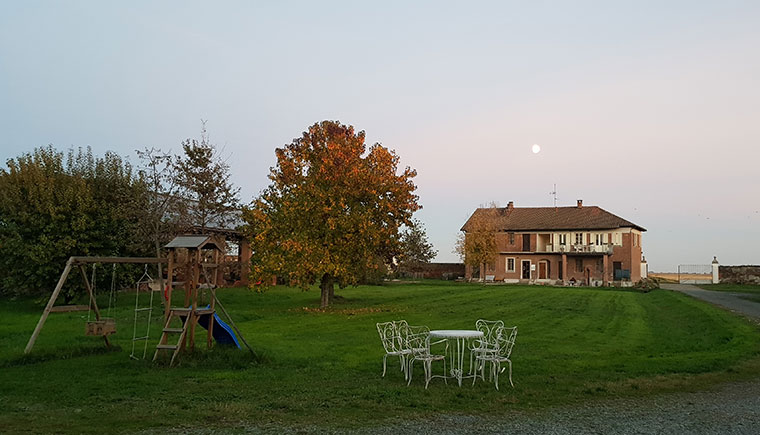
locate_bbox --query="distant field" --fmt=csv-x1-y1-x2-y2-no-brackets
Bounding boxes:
650,273,711,283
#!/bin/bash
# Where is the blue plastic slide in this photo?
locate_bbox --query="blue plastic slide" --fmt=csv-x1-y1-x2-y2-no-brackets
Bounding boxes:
196,305,241,348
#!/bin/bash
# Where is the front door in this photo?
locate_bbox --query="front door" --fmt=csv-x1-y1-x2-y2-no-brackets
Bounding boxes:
521,260,531,279
538,261,547,279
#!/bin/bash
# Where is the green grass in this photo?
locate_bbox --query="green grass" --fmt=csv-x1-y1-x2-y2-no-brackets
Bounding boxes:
697,283,760,294
1,281,760,433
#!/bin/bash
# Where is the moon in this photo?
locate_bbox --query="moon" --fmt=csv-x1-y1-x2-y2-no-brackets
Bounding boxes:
531,144,541,154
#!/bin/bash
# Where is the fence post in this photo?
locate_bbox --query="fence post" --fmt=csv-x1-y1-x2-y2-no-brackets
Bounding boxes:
712,257,719,284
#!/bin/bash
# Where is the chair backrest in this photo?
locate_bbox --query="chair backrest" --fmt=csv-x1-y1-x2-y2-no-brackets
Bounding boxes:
400,324,431,353
376,321,399,353
495,326,518,359
476,319,504,345
394,320,409,349
377,320,411,353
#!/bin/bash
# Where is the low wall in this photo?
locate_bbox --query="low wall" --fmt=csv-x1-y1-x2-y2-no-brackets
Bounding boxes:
404,263,465,280
719,265,760,284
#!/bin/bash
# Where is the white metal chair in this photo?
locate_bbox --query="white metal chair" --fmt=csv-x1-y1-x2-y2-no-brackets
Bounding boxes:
469,319,504,374
403,325,447,389
376,320,411,379
473,326,518,390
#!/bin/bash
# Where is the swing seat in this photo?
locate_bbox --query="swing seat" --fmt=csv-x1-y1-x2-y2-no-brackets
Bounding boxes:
86,318,116,336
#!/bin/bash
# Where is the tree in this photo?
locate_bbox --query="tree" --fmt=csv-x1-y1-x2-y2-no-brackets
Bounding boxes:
0,146,146,301
243,120,420,308
397,219,437,276
175,122,240,231
134,147,188,295
455,204,499,281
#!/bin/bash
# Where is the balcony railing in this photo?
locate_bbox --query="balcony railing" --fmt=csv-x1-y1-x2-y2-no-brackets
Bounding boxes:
542,244,614,254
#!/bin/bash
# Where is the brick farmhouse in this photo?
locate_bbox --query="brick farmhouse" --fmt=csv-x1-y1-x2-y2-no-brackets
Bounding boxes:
461,200,646,285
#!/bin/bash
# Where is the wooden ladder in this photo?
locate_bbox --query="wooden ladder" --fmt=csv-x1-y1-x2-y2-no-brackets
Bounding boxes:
152,308,192,366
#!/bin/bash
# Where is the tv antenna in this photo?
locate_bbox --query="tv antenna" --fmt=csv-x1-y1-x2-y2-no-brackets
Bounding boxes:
549,184,558,207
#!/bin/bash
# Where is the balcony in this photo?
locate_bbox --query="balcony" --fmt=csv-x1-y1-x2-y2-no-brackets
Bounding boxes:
542,244,614,255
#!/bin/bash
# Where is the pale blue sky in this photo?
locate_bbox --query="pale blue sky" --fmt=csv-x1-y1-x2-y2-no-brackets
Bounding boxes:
1,1,759,271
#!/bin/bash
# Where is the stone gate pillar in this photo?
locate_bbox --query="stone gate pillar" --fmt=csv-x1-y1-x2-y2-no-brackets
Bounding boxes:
712,256,719,284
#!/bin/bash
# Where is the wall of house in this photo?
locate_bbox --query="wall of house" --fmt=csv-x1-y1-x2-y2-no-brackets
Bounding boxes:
609,230,642,282
466,227,644,284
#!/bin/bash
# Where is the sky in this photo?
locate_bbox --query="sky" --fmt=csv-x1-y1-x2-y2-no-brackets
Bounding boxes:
1,1,759,271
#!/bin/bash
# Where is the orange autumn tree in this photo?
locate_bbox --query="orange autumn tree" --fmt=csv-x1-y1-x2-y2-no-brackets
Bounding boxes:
243,121,420,308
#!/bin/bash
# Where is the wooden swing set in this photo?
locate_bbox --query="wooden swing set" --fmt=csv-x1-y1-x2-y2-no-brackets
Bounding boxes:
24,256,166,354
24,235,253,366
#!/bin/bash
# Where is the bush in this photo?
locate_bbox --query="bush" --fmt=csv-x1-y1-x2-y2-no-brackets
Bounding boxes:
634,277,660,292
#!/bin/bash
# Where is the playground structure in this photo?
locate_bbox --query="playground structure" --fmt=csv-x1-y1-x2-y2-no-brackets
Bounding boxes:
154,234,252,366
24,234,253,366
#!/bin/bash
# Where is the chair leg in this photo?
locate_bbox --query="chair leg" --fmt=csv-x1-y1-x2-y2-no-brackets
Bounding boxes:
508,360,513,387
493,361,501,390
407,358,414,386
424,360,431,389
382,354,388,377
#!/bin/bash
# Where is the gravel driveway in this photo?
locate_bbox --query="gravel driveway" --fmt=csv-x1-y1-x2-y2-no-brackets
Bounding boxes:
358,378,760,434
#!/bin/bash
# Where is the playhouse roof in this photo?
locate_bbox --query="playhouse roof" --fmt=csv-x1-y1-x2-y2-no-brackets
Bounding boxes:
165,235,222,250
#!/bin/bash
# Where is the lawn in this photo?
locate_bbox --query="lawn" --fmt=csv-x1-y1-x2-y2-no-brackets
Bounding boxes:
697,283,760,294
2,281,760,433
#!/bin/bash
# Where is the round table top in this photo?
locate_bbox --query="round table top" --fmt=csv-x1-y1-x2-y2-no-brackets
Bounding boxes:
429,329,484,339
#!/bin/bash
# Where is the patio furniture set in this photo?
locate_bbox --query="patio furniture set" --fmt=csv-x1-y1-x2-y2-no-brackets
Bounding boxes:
376,319,518,390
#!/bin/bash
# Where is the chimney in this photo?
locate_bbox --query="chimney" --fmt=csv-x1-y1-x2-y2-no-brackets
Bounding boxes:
507,201,514,210
577,199,583,208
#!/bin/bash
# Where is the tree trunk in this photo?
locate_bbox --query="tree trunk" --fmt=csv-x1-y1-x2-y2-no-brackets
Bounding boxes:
155,237,165,310
319,273,333,309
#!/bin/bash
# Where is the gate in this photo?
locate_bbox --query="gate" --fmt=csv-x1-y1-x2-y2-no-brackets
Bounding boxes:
677,264,712,284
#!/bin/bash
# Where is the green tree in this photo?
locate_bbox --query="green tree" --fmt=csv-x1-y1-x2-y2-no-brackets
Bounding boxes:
0,146,145,301
397,219,437,276
175,122,240,231
243,120,420,308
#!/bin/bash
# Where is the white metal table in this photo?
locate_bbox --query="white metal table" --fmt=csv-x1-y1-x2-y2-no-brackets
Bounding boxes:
428,330,484,386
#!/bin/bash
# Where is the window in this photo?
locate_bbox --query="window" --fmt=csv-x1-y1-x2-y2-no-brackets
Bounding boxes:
575,258,583,272
610,233,619,246
575,233,584,245
522,234,531,251
595,234,603,245
506,257,515,272
509,233,515,244
559,234,567,245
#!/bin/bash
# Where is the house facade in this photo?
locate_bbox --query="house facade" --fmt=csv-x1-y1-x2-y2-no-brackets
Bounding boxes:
461,200,646,286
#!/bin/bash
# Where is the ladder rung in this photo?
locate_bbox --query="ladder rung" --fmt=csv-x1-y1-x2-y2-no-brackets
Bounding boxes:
163,328,184,333
134,308,153,312
155,344,178,350
170,308,192,313
132,336,150,341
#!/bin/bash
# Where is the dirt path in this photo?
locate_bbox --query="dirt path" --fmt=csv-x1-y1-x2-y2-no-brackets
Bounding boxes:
661,283,760,321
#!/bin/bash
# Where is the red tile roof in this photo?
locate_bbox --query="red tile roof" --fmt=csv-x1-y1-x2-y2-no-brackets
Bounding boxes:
461,205,646,232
